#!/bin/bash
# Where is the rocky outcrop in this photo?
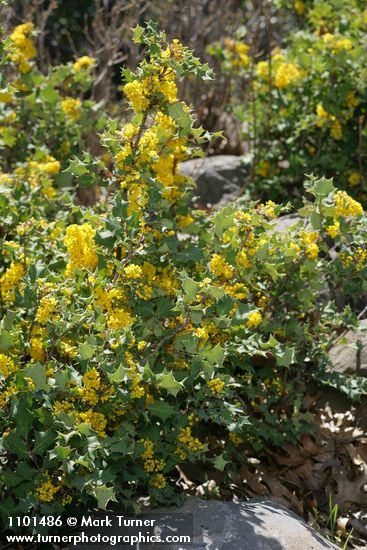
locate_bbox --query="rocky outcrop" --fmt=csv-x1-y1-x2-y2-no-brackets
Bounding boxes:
71,497,338,550
180,155,248,206
329,319,367,376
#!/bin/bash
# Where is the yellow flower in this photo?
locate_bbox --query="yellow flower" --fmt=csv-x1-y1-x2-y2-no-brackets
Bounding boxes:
348,172,362,187
42,159,61,174
73,56,96,72
64,223,98,275
294,0,305,15
330,120,342,140
261,200,277,219
229,432,244,446
236,250,252,269
246,311,262,328
177,427,203,452
210,254,234,279
257,61,270,79
256,159,270,178
326,220,340,238
150,473,166,489
36,296,58,325
0,261,24,302
7,22,36,72
35,478,59,503
0,91,14,104
78,410,107,437
124,264,143,279
274,63,300,89
0,354,17,379
207,378,225,395
346,91,359,108
30,337,45,362
333,38,352,51
124,80,149,112
60,98,82,120
334,190,363,217
305,243,319,260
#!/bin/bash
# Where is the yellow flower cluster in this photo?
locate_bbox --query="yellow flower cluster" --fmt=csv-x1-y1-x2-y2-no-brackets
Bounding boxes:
300,231,319,260
35,478,59,502
0,91,14,104
334,190,363,217
156,111,176,133
294,0,305,15
124,351,145,399
330,119,343,140
82,368,101,406
346,91,359,109
8,22,36,73
124,264,143,279
355,246,367,272
61,98,82,120
229,432,244,446
140,439,165,472
177,427,203,452
73,56,96,72
326,220,340,238
207,378,225,395
124,80,150,112
225,282,248,300
305,243,319,260
348,171,362,187
260,200,277,219
150,473,166,489
316,104,343,140
81,368,113,406
274,63,300,89
94,286,135,330
236,250,253,269
0,383,17,409
124,69,178,113
257,61,270,79
321,33,353,52
78,409,107,437
210,254,234,279
64,223,98,275
0,261,24,302
0,354,17,379
28,156,61,175
30,333,45,362
338,252,353,267
246,311,262,328
223,38,250,67
36,296,58,325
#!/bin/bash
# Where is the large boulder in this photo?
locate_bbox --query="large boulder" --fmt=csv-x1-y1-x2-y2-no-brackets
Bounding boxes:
329,319,367,376
180,155,248,207
71,497,338,550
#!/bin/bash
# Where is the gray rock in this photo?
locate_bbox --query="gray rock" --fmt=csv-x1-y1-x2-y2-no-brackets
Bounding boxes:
180,155,248,206
329,319,367,376
71,497,339,550
272,213,302,233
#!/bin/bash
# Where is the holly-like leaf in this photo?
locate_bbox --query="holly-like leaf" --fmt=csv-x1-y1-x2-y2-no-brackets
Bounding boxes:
108,364,128,384
24,363,48,391
156,370,184,397
148,400,177,422
79,343,94,360
276,347,296,367
182,276,200,303
33,431,57,455
213,454,231,471
92,485,117,510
